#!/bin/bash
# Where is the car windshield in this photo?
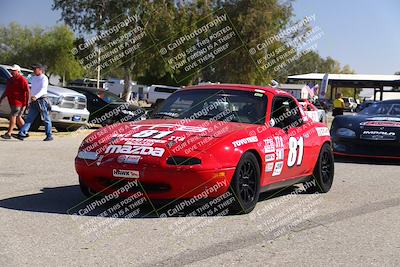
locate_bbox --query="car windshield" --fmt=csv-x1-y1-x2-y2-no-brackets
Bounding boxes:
359,102,400,116
97,90,125,103
152,89,268,124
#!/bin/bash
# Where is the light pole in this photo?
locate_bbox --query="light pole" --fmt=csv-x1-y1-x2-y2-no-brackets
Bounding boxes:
97,45,101,88
96,2,104,89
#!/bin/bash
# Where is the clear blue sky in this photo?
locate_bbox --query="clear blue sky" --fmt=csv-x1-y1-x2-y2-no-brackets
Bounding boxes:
0,0,399,74
293,0,400,75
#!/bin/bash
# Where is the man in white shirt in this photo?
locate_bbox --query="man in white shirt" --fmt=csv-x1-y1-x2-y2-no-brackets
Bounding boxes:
14,64,53,141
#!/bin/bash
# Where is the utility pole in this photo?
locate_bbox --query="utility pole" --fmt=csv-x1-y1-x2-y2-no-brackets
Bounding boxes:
96,2,104,89
97,46,101,88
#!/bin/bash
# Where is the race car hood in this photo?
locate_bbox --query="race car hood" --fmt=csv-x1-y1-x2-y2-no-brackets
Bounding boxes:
80,119,257,162
332,114,400,140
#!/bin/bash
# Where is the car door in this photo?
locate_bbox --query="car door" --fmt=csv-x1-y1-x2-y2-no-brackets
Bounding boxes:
267,96,311,182
285,97,314,177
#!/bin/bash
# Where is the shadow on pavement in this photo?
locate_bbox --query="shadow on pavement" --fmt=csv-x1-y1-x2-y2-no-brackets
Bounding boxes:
0,183,313,218
0,185,160,218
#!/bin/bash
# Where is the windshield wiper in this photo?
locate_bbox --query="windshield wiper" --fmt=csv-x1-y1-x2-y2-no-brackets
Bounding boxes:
152,112,180,119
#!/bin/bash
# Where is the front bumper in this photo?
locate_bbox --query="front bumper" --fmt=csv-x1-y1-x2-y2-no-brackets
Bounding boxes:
50,106,90,126
75,158,234,199
332,137,400,159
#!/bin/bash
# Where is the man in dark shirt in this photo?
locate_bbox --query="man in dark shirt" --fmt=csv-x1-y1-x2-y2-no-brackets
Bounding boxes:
0,64,30,139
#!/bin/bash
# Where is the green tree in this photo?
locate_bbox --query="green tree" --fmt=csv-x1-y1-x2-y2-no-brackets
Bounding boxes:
0,23,83,83
52,0,354,95
201,0,295,84
53,0,183,99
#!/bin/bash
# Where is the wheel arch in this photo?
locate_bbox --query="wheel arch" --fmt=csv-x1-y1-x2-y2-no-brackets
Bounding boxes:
314,139,333,167
322,139,332,148
245,149,263,173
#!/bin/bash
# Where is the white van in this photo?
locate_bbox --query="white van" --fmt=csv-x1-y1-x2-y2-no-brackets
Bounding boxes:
147,85,180,107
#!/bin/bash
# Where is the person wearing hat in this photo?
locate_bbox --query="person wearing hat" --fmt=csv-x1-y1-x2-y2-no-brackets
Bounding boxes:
13,64,53,141
0,64,30,139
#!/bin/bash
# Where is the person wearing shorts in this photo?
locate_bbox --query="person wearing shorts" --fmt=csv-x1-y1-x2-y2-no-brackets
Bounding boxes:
0,64,30,139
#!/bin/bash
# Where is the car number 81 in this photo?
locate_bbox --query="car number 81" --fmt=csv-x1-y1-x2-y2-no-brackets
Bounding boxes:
132,130,173,139
287,136,304,167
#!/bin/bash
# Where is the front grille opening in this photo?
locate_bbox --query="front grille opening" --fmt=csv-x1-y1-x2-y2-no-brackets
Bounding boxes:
167,156,201,166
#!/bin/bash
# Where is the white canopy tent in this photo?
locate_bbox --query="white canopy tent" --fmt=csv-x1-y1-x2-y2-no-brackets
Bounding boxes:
287,73,400,100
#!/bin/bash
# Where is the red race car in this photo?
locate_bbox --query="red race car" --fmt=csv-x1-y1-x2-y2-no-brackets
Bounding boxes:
75,84,334,214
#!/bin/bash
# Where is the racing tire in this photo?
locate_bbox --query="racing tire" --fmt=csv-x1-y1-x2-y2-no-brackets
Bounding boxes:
308,143,334,193
229,152,261,214
56,126,82,132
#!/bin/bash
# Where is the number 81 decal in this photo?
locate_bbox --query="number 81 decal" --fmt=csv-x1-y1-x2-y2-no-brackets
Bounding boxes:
287,136,304,167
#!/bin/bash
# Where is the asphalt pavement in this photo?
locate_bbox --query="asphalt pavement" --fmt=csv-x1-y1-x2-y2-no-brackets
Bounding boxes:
0,128,399,266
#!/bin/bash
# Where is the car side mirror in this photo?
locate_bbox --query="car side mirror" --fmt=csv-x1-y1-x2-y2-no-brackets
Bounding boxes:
269,118,276,127
145,109,153,118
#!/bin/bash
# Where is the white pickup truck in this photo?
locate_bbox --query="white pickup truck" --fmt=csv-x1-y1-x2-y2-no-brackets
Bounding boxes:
0,65,90,131
147,85,180,108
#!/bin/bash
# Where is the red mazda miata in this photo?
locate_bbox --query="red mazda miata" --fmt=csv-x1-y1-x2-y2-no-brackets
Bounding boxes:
75,84,334,213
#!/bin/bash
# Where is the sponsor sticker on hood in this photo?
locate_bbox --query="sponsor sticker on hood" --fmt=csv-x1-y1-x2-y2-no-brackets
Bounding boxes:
117,155,141,164
362,130,395,136
360,121,400,127
366,117,400,122
106,145,165,157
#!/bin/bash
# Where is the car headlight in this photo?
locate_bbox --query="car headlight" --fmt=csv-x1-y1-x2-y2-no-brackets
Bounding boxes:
49,95,63,105
77,151,98,160
336,128,356,138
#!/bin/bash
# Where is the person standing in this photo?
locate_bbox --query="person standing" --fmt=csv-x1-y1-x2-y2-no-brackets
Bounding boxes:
0,64,30,139
13,64,53,141
332,92,345,117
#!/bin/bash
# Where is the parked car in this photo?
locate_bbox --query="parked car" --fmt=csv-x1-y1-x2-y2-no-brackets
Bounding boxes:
342,97,358,112
297,99,327,123
356,100,378,112
147,85,180,108
0,65,89,131
68,78,107,89
331,99,400,158
66,86,146,126
314,98,332,112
